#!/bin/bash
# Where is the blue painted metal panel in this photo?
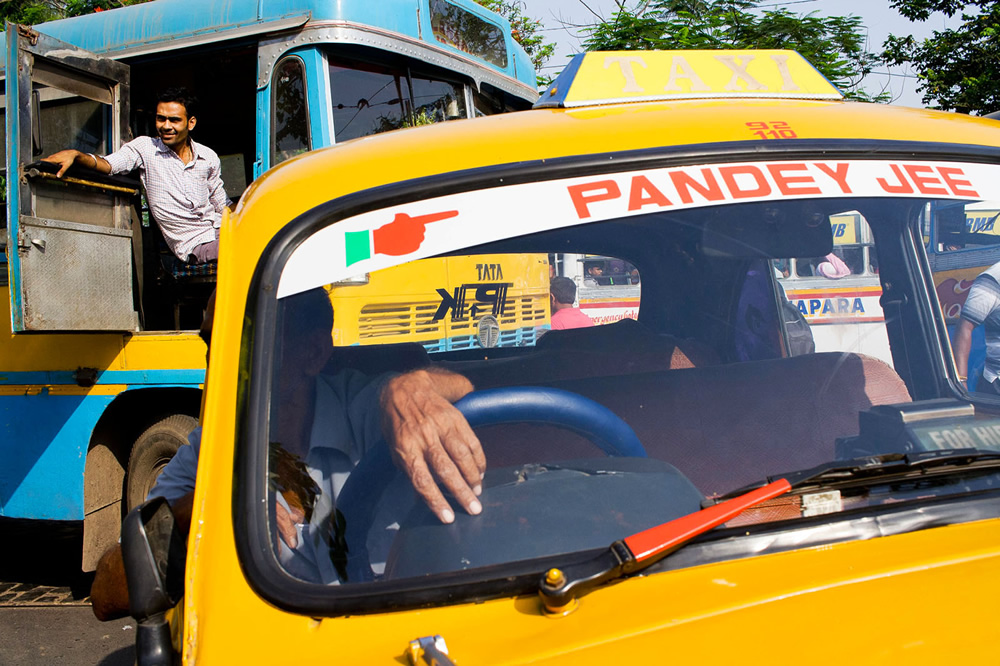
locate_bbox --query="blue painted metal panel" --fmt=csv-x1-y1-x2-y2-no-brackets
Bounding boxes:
0,0,533,88
0,369,205,387
0,392,115,520
301,48,333,157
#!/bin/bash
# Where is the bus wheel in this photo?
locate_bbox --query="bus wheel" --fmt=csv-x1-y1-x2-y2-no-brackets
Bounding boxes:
126,414,198,511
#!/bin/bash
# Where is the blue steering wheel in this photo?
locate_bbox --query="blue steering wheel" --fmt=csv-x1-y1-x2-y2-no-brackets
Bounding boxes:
337,386,645,581
453,386,646,457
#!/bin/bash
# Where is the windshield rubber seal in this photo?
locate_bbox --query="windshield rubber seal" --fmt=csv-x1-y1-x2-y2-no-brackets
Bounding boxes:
235,137,1000,617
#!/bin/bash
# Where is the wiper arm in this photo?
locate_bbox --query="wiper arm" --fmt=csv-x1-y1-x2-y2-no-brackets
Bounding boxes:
721,447,1000,500
537,479,790,614
537,448,1000,613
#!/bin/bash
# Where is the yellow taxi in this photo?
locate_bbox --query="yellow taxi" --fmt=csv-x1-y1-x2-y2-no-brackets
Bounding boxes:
122,50,1000,664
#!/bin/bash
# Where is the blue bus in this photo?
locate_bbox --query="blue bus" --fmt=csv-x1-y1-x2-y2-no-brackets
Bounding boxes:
0,0,537,569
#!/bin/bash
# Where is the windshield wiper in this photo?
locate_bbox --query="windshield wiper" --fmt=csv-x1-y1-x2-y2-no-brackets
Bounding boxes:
720,447,1000,500
537,479,791,614
537,448,1000,614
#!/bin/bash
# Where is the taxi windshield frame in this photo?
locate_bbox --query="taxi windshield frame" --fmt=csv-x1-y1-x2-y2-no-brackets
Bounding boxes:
234,138,1000,617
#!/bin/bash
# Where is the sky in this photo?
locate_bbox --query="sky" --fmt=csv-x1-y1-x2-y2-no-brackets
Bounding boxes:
524,0,964,107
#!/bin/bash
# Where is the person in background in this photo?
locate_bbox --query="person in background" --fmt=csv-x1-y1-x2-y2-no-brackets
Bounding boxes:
583,264,604,286
954,260,1000,393
43,87,229,264
549,277,595,330
816,252,851,279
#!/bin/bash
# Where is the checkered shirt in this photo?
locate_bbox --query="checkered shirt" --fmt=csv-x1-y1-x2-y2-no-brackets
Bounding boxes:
103,136,230,260
961,267,1000,382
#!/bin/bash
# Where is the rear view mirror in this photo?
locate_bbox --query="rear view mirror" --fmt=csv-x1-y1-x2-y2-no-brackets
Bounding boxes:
701,201,834,258
121,497,186,666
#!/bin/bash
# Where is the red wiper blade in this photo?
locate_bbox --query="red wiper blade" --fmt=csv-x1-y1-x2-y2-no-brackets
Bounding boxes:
538,479,791,614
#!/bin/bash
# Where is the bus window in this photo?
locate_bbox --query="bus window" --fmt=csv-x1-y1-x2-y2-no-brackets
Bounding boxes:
36,89,107,158
410,70,467,124
473,83,524,116
429,0,508,68
551,255,641,327
779,211,890,365
329,57,467,142
271,56,311,166
934,200,1000,252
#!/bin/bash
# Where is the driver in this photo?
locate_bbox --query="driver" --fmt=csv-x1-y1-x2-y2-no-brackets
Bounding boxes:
91,288,484,617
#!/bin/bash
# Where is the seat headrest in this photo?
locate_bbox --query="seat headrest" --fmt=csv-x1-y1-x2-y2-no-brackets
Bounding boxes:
537,318,658,352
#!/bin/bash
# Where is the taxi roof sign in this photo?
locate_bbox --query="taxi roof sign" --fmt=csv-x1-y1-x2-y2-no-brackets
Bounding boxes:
535,50,843,109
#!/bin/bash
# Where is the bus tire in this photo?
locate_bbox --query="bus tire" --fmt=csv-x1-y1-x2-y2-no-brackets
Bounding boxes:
126,414,198,511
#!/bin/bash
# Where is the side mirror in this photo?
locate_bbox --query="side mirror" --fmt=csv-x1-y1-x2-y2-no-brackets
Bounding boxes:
121,496,187,666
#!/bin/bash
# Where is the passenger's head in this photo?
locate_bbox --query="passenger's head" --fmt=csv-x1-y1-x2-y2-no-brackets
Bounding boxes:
277,288,335,387
550,276,577,307
586,264,603,276
155,87,198,148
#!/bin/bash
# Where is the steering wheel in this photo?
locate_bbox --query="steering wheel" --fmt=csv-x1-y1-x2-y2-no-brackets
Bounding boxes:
453,386,646,457
336,386,645,581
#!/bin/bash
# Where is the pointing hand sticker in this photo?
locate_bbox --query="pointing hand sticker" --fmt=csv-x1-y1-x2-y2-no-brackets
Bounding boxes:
345,210,459,266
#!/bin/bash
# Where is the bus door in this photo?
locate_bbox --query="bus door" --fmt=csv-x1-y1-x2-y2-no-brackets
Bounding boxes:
5,24,132,331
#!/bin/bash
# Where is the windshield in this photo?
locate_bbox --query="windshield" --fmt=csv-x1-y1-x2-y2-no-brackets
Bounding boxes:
249,159,1000,600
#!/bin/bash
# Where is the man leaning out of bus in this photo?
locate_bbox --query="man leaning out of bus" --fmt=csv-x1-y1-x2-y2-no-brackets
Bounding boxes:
90,289,486,620
43,87,229,264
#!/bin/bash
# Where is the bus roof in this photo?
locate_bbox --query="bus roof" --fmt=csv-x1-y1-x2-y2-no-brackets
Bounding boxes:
0,0,535,90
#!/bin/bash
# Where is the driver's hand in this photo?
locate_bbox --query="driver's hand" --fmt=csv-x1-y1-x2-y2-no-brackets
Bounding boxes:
380,368,485,524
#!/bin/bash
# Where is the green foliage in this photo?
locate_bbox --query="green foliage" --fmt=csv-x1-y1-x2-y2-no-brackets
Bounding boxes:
882,0,1000,114
475,0,556,85
64,0,152,17
583,0,889,103
0,0,151,24
0,1,64,24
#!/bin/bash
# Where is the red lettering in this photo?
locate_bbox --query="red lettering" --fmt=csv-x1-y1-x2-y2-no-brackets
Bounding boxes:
669,168,724,204
719,165,771,199
876,164,914,194
937,166,980,197
814,162,852,193
628,175,672,211
903,164,949,195
568,180,621,219
767,163,820,195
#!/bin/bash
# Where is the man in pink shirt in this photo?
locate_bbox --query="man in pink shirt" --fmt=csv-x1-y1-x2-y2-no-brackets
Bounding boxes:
550,276,595,330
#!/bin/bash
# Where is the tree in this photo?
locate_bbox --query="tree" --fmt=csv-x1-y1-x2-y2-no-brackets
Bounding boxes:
0,1,64,24
882,0,1000,114
475,0,555,84
0,0,150,23
64,0,152,16
582,0,888,102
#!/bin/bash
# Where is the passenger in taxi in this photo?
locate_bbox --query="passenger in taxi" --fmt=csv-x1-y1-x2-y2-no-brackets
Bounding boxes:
91,288,485,617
